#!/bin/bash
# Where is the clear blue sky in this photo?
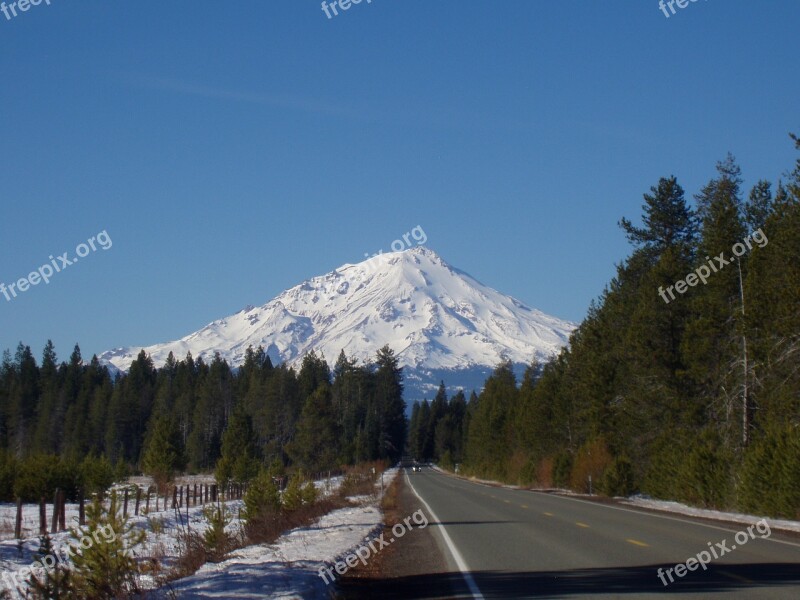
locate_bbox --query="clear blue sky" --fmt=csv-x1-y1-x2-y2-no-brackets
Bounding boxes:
1,0,798,362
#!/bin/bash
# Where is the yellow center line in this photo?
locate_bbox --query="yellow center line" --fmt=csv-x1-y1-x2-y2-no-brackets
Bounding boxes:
504,500,511,504
520,504,528,509
626,538,649,547
575,522,590,528
543,512,554,517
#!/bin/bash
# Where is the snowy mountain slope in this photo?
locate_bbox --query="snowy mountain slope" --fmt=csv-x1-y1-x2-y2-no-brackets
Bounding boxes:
99,247,575,399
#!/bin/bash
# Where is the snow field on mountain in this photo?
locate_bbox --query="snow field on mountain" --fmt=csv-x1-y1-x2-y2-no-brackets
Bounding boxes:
100,248,575,400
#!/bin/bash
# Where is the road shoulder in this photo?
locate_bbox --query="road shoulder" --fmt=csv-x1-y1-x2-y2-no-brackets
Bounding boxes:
335,470,466,599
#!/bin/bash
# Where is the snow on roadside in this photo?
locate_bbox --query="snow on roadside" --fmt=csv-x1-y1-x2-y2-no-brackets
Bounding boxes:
160,503,382,599
622,496,800,534
0,474,347,597
159,468,398,599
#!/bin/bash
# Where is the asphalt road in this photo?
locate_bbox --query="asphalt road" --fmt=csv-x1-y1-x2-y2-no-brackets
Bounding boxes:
394,467,800,599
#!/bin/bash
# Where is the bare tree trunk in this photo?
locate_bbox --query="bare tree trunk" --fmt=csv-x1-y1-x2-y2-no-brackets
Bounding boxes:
738,259,749,447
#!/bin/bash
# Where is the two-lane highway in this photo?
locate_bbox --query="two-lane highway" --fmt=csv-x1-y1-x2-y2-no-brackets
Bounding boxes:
402,467,800,598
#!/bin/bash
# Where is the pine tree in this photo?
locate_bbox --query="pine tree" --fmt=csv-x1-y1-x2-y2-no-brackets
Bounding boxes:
201,504,233,562
186,354,231,471
141,415,184,492
373,346,406,462
466,361,518,478
620,176,697,259
243,469,282,542
27,533,72,599
407,401,421,461
418,401,434,461
69,493,144,598
32,341,59,455
215,408,260,485
448,390,467,463
281,473,306,512
298,351,331,402
683,155,747,447
287,385,340,472
745,180,774,231
78,454,115,496
8,344,39,457
331,351,363,463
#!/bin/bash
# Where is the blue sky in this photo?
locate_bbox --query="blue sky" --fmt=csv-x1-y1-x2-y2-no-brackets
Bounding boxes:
1,0,798,362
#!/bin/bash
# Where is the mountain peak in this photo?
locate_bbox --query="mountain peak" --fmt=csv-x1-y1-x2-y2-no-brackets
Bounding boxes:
344,244,441,271
100,250,575,399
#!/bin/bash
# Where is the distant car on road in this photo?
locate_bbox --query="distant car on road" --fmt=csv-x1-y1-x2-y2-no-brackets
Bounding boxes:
411,465,421,472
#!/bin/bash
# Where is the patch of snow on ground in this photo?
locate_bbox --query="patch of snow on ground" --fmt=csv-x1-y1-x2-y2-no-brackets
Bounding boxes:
161,502,383,599
161,468,397,598
0,474,348,598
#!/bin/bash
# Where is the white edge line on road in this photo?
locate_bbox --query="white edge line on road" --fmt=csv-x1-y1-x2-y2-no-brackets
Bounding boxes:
405,471,485,599
436,470,800,550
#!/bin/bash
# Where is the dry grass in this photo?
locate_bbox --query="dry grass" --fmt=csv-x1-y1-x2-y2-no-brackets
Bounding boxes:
505,449,530,484
166,484,348,584
138,540,170,583
570,439,613,493
339,472,376,497
334,468,403,588
0,517,14,540
172,531,211,580
380,472,400,515
244,496,345,546
536,456,555,488
339,461,387,497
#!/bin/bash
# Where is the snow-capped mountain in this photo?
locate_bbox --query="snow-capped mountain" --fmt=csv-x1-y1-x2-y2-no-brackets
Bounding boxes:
99,247,575,400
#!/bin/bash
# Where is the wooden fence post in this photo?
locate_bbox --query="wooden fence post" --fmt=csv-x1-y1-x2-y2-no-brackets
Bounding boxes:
15,498,23,539
79,493,85,526
58,490,66,532
135,487,142,516
51,489,60,534
39,497,47,535
123,489,129,518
